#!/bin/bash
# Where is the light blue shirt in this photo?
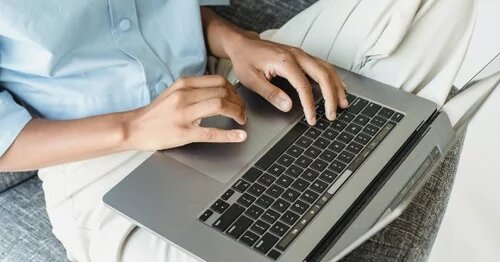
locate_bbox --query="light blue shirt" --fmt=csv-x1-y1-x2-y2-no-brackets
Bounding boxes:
0,0,221,156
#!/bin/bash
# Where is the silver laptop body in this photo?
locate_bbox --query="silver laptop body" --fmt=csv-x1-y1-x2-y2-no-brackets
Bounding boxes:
104,65,469,262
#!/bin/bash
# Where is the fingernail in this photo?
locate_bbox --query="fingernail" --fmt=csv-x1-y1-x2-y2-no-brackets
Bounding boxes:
310,116,317,125
341,97,349,108
279,99,291,111
329,110,336,120
237,130,247,141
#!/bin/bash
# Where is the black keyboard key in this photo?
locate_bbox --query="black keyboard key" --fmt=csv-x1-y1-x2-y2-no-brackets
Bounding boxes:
316,102,325,116
300,168,320,182
313,137,330,149
347,98,369,114
291,200,309,214
248,183,266,197
285,164,303,178
270,221,290,237
262,209,280,224
304,146,321,159
345,123,363,135
276,174,294,188
254,233,279,255
346,93,357,104
250,220,270,235
286,145,304,158
257,173,276,186
304,127,321,139
212,204,245,231
255,122,308,170
271,198,290,213
280,211,300,226
211,199,230,214
268,249,282,260
240,231,259,247
232,179,250,193
311,159,328,172
319,169,338,183
282,188,301,203
322,128,339,140
370,115,387,127
338,151,355,164
319,149,337,162
330,121,347,132
310,179,329,193
378,107,395,119
237,193,256,207
242,168,262,183
353,115,369,126
297,136,313,148
338,132,354,144
329,160,347,173
199,209,213,222
227,215,253,239
391,112,404,122
361,102,381,117
315,119,329,130
245,205,265,219
300,190,319,204
328,141,346,153
221,189,235,201
295,155,313,169
277,154,294,167
346,141,363,154
354,133,371,145
339,111,355,123
256,195,274,209
268,164,286,177
266,184,285,198
291,178,310,192
363,124,380,136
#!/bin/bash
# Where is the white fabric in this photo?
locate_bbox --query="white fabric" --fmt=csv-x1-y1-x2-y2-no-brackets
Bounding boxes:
39,0,480,261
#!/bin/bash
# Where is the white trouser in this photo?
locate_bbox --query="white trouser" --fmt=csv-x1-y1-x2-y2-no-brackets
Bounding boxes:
39,0,477,261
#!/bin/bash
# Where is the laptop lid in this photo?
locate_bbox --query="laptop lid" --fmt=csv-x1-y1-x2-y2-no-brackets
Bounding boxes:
329,52,500,262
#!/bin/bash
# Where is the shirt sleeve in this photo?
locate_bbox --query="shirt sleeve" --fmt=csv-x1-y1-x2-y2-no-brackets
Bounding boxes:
0,88,32,157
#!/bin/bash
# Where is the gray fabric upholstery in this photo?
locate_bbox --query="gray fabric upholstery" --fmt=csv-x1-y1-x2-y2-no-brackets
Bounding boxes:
0,171,37,194
0,1,465,261
0,177,67,262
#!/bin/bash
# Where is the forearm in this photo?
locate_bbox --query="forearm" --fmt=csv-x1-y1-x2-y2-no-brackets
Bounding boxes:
0,112,131,172
200,7,258,59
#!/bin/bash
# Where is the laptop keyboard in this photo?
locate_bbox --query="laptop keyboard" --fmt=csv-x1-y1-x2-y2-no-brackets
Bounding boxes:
198,93,404,260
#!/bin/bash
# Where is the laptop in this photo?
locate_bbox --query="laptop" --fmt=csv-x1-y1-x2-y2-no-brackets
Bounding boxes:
103,54,499,262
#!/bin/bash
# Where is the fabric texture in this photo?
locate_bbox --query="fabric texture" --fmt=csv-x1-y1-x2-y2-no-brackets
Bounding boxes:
0,177,67,262
0,0,207,157
0,171,36,193
0,1,470,262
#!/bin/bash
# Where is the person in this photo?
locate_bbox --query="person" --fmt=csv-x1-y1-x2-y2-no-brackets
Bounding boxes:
0,0,477,261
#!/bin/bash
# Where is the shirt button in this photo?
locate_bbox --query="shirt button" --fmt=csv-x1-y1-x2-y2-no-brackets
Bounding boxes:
119,19,131,31
155,82,164,93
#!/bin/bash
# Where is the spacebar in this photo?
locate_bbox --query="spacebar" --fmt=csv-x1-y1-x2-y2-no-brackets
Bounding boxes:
255,122,308,170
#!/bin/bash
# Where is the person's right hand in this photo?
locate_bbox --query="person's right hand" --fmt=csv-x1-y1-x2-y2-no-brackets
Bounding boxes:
124,75,248,151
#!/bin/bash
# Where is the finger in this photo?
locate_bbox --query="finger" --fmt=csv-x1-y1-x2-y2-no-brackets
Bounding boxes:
241,68,293,112
275,54,317,125
333,70,349,109
189,127,247,143
186,97,247,125
181,86,245,108
173,75,237,96
293,53,339,120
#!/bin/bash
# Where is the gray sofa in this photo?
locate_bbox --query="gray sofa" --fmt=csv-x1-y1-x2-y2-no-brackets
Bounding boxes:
0,1,464,261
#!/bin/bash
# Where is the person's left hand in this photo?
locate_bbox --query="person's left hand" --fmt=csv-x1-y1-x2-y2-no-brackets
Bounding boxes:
226,36,349,126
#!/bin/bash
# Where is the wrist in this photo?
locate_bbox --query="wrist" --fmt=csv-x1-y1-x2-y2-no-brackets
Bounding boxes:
118,109,143,151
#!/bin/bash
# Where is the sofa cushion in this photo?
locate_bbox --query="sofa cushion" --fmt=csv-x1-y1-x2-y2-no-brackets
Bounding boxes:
0,171,36,194
0,177,67,262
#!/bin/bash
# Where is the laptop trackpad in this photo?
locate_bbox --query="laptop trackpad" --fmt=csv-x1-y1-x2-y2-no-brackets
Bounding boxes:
162,79,312,183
